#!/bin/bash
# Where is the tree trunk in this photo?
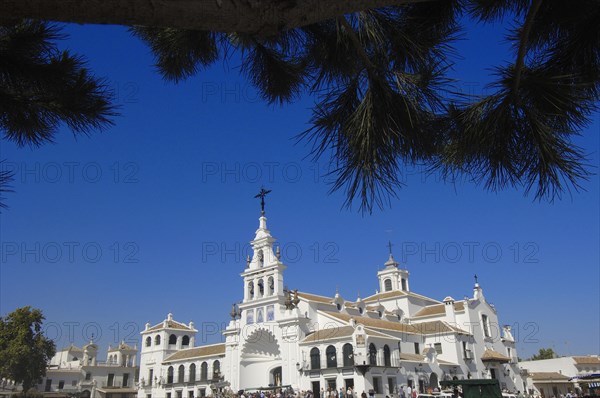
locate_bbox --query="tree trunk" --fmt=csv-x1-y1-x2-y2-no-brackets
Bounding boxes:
0,0,432,34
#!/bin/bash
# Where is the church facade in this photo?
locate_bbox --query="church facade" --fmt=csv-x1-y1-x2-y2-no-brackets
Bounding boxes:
138,211,524,398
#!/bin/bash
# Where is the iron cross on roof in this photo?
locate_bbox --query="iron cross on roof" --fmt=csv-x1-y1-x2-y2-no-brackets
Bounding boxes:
254,187,272,215
387,241,394,255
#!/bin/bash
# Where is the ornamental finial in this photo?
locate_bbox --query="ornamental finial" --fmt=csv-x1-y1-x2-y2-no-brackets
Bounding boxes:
254,187,272,215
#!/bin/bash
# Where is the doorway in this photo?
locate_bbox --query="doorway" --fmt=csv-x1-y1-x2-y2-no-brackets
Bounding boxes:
270,366,282,386
312,382,321,397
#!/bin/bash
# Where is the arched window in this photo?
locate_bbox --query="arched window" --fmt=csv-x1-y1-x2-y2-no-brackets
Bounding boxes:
258,279,264,297
169,334,177,345
167,366,174,384
189,363,196,382
178,365,185,383
268,277,274,295
182,335,190,346
343,343,354,367
213,360,221,379
257,308,264,323
248,281,254,299
200,362,208,381
383,345,391,367
359,307,364,314
310,347,321,370
326,345,337,368
369,343,377,366
145,337,151,347
384,278,392,292
258,249,264,266
155,335,161,345
401,278,407,291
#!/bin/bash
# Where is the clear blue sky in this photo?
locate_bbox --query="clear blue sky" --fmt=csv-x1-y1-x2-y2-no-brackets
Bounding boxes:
1,16,598,360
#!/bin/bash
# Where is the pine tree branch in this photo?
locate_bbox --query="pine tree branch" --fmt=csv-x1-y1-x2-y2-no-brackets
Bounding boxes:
513,0,543,93
0,0,435,34
337,16,377,72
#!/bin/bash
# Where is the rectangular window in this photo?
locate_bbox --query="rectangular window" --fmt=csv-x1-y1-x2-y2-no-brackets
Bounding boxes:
414,343,420,354
189,391,194,398
482,314,490,338
149,369,154,384
434,343,443,355
167,393,172,398
58,381,65,390
107,374,115,387
45,379,52,392
373,377,382,394
147,395,152,398
199,389,206,398
123,373,129,387
72,381,77,387
85,373,91,381
490,369,496,379
246,310,254,325
177,391,183,398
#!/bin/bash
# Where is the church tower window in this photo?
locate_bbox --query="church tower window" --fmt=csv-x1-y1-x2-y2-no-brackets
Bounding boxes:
182,335,190,346
154,335,161,345
268,277,274,295
482,314,490,337
145,337,151,347
248,282,254,299
169,334,177,345
384,279,392,292
258,279,264,297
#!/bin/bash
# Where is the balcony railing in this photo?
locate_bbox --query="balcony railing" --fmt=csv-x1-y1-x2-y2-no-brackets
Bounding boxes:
102,382,130,388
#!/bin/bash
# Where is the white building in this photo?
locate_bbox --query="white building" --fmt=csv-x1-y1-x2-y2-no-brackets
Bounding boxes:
138,210,524,398
519,356,600,397
38,341,139,398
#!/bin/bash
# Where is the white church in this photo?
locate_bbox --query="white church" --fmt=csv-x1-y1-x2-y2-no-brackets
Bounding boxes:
138,206,524,398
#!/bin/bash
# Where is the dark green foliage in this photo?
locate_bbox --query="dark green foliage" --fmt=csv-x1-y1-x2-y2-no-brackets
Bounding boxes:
0,20,117,146
2,0,599,212
0,159,14,210
131,27,220,82
529,348,557,360
0,307,56,393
